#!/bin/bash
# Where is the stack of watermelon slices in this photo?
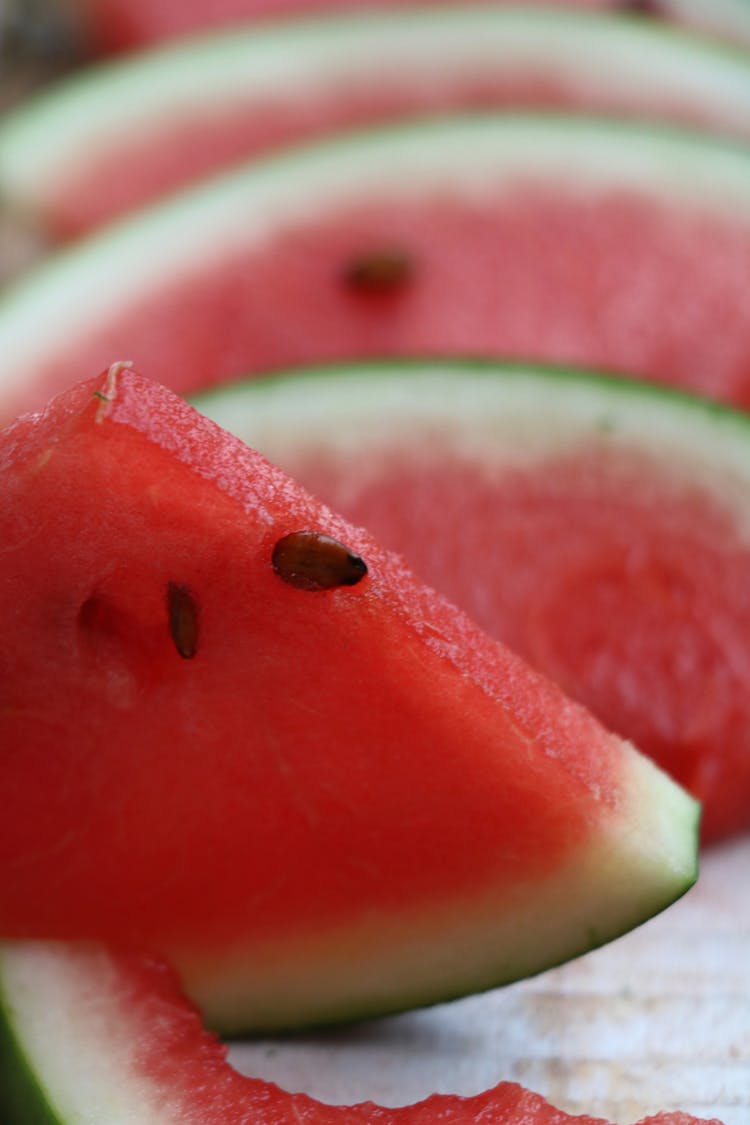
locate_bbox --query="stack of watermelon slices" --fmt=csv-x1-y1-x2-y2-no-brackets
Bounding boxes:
1,3,749,1124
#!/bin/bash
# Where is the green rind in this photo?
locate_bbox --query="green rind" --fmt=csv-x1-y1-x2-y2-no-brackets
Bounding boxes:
0,971,62,1125
4,4,750,203
194,352,750,426
200,885,704,1037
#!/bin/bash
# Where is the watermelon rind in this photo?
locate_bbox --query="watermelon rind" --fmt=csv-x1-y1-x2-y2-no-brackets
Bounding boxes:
4,112,750,421
193,357,750,510
0,952,60,1125
0,944,161,1125
4,6,750,231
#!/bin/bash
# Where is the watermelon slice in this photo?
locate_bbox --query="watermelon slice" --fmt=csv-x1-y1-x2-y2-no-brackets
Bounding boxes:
193,359,750,844
70,0,750,55
0,364,698,1033
0,940,726,1125
3,114,750,423
5,7,750,240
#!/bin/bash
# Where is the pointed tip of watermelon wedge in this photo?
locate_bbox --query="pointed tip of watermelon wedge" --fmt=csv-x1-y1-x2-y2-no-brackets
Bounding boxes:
0,367,699,1033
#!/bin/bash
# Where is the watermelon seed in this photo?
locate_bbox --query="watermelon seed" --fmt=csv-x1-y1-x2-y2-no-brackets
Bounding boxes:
342,249,413,294
272,531,368,592
614,0,663,16
167,583,199,659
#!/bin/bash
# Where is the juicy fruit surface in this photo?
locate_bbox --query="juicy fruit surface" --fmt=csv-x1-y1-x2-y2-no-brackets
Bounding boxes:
0,941,726,1125
9,7,750,238
197,362,750,843
5,116,750,422
0,367,697,1031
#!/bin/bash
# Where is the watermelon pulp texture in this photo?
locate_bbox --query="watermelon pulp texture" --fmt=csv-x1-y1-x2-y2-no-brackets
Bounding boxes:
195,361,750,844
4,116,750,423
72,0,750,53
0,366,697,1033
8,8,750,239
0,942,726,1125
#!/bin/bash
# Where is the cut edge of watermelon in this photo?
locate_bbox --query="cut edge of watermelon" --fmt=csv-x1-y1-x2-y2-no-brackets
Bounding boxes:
3,6,750,219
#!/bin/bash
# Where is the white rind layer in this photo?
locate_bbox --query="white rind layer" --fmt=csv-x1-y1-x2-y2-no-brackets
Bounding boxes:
0,944,178,1123
3,115,750,406
3,7,750,198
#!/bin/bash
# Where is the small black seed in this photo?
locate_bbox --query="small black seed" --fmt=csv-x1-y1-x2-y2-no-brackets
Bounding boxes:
167,583,200,659
614,0,663,16
272,531,368,592
342,249,413,294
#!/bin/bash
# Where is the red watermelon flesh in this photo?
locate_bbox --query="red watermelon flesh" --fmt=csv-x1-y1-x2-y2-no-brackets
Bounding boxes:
0,364,698,1032
8,7,750,240
206,362,750,842
0,941,726,1125
4,116,750,422
333,450,750,844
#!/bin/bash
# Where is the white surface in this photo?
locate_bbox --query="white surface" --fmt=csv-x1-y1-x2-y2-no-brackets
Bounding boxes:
230,835,750,1124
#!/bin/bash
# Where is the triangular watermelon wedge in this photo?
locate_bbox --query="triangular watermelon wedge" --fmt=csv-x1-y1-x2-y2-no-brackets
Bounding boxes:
5,6,750,239
0,365,697,1034
4,114,750,422
193,358,750,844
0,941,725,1125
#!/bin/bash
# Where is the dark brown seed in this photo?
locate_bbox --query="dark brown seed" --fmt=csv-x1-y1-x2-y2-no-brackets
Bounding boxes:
342,248,413,294
614,0,663,16
167,582,200,659
272,531,368,592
